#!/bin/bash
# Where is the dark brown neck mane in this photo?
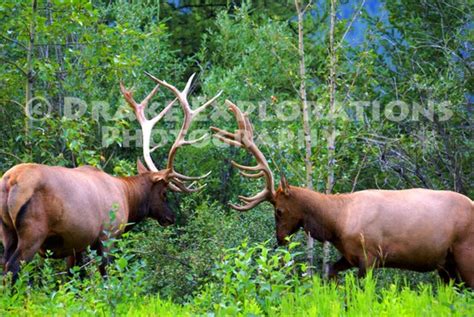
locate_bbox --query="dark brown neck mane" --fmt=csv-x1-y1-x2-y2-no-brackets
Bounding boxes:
290,186,347,242
119,175,153,225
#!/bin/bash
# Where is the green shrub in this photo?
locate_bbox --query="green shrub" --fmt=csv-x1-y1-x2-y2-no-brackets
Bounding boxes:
194,240,310,315
1,237,473,316
132,196,275,301
0,232,150,316
276,274,474,317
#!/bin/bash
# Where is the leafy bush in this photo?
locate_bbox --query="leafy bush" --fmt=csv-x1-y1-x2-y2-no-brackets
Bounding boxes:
0,232,150,316
1,236,473,316
191,240,473,316
131,196,275,300
194,240,310,315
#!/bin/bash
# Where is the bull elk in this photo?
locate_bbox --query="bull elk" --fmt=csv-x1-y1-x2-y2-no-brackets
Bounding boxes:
0,73,221,281
212,100,474,288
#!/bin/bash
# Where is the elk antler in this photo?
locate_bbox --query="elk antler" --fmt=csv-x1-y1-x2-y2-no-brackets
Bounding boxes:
144,72,222,192
120,81,175,172
211,100,275,210
121,73,221,192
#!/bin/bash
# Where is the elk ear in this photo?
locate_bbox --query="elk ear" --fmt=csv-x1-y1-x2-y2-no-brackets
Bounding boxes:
137,158,149,174
279,173,290,196
151,169,171,183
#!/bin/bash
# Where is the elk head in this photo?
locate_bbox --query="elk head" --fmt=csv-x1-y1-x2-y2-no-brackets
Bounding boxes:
121,73,222,225
135,159,175,226
211,101,304,245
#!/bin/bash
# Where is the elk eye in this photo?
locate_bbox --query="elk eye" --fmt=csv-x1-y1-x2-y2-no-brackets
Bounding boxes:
276,209,283,217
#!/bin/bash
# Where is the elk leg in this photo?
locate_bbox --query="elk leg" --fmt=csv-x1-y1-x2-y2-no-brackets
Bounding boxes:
357,254,377,278
92,239,109,277
66,255,75,273
328,257,353,279
5,232,46,283
1,223,18,270
4,248,21,282
357,263,367,278
66,251,85,277
437,267,456,284
4,208,48,283
438,252,460,284
453,243,474,289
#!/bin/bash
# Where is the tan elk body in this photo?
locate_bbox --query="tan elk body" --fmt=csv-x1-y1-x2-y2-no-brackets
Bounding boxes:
0,74,220,281
212,101,474,288
0,163,173,273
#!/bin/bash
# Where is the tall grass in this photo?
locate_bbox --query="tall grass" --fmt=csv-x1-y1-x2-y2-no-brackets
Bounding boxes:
0,240,472,316
277,275,473,317
190,241,473,316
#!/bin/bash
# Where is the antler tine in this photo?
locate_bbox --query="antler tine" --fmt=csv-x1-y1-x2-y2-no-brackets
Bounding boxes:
231,160,260,171
168,183,182,192
195,90,223,115
171,170,212,181
210,126,237,140
170,178,205,193
169,179,193,193
145,72,181,98
149,97,178,126
213,133,243,148
142,83,161,108
239,170,264,178
225,100,247,132
144,72,222,191
243,114,254,140
119,82,137,107
120,82,161,118
211,123,246,149
121,78,176,172
182,133,208,146
238,190,268,203
229,199,264,211
183,73,196,95
230,176,272,211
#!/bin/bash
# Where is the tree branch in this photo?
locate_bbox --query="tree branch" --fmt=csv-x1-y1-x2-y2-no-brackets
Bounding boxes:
336,0,366,51
0,34,28,50
0,57,28,76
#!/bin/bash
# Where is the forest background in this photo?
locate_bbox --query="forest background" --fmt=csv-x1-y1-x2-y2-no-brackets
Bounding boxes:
0,0,472,315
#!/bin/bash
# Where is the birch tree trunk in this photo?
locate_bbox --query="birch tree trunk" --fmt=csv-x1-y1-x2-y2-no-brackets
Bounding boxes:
295,0,315,274
323,0,337,278
25,0,37,134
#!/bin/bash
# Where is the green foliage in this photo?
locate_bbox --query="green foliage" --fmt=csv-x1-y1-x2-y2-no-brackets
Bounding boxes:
194,240,309,315
3,239,471,316
0,233,150,315
276,274,474,317
132,196,275,301
199,5,298,100
0,0,473,315
0,0,186,174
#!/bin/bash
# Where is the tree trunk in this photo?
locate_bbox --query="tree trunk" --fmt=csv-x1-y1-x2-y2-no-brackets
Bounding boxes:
324,0,337,278
25,0,37,134
295,0,315,275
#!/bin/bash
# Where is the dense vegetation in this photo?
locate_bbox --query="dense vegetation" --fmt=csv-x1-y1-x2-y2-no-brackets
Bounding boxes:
0,0,472,315
1,238,473,316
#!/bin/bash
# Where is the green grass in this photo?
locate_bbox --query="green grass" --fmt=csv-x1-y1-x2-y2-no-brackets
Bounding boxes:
276,275,473,317
3,274,471,316
1,240,472,316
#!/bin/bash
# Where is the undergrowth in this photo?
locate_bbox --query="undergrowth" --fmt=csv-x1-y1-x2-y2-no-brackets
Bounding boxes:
1,238,472,316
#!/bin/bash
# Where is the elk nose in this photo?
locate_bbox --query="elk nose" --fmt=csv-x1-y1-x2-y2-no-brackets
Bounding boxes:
166,214,176,225
277,235,288,246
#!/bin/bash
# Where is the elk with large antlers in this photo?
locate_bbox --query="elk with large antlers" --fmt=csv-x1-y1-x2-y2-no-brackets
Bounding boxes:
212,100,474,288
0,73,220,282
